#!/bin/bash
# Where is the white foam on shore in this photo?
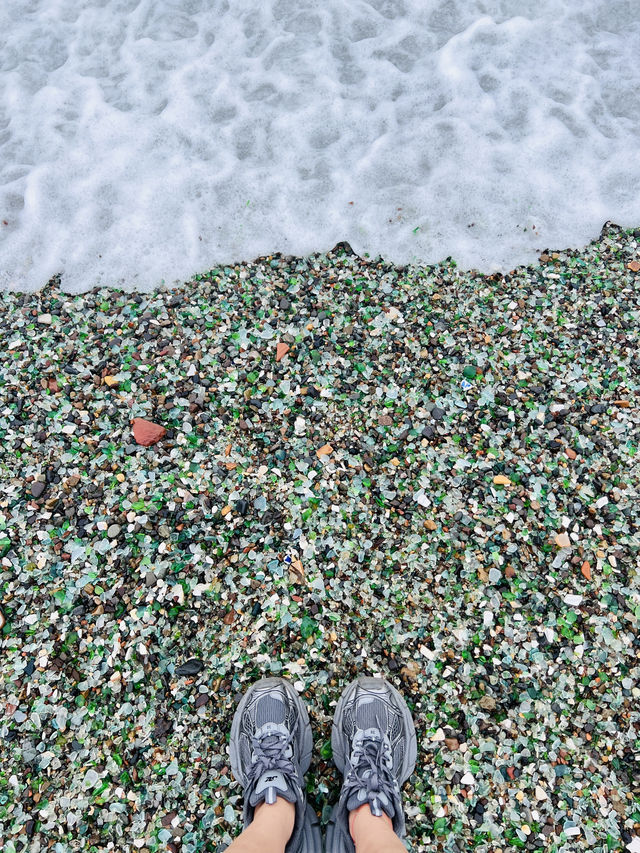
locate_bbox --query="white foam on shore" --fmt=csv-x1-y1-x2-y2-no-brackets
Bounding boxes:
1,0,639,292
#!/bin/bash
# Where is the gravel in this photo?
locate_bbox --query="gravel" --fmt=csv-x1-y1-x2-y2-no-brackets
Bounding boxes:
1,223,639,853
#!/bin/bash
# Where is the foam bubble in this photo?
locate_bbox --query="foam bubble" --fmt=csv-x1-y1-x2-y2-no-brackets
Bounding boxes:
1,0,639,292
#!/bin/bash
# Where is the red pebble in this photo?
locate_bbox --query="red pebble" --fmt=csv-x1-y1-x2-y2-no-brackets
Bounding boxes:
131,418,167,447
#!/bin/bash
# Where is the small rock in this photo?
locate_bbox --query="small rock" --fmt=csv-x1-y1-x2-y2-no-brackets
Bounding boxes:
627,260,640,272
194,693,209,708
445,737,460,750
423,519,437,531
535,785,548,801
132,418,166,446
175,659,205,677
107,524,121,538
378,414,393,426
31,481,46,498
289,559,304,582
493,475,511,486
580,561,591,581
316,443,333,458
235,498,249,516
37,313,52,324
488,568,501,583
104,375,119,387
478,695,496,710
431,728,445,742
145,571,157,587
565,447,577,460
555,532,571,548
276,342,290,362
431,406,445,421
505,565,516,578
400,661,420,681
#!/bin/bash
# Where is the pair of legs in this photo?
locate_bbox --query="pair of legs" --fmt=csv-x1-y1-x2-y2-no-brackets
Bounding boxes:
227,800,405,853
225,676,416,853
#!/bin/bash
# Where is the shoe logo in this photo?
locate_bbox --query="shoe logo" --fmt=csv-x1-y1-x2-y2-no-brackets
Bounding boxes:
256,770,287,793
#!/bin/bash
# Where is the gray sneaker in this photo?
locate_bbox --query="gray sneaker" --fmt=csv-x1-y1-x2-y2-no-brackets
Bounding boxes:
229,677,321,853
326,677,417,853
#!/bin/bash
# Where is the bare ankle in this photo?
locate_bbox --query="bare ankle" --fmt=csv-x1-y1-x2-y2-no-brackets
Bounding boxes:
253,797,295,842
349,803,393,842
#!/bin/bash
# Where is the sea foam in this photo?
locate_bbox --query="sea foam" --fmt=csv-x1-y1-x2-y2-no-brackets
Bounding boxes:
1,0,639,292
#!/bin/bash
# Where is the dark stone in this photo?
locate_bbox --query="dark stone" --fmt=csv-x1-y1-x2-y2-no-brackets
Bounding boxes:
153,717,173,739
235,499,249,516
194,693,209,708
175,658,205,676
431,406,445,421
31,481,46,498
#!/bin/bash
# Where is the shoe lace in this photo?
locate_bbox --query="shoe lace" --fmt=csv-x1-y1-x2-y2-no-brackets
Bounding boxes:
347,731,397,817
249,728,296,783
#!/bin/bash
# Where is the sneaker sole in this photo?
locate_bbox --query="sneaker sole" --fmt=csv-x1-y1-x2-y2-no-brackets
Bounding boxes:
229,676,314,787
331,676,417,784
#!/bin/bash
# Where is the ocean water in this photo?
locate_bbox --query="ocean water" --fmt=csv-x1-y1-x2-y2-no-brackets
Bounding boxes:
1,0,639,293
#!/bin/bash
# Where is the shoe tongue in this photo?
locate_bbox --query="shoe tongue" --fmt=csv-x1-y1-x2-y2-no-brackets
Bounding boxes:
249,770,295,808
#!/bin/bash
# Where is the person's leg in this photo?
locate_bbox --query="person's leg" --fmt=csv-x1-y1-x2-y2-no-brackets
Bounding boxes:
349,804,407,853
225,798,295,853
326,676,417,853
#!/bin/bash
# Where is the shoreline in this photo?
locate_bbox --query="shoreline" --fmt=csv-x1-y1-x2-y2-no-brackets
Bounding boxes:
4,221,640,299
